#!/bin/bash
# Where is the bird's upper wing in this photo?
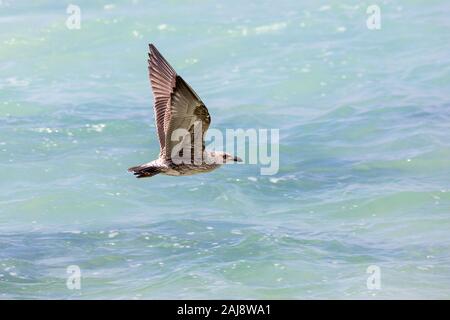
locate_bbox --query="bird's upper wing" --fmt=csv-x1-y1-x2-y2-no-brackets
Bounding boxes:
148,44,177,155
164,75,211,161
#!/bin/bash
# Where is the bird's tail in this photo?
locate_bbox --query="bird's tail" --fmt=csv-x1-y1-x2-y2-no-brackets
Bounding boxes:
128,163,161,179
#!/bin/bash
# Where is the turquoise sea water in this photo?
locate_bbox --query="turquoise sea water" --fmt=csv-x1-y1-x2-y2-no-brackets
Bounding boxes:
1,0,450,299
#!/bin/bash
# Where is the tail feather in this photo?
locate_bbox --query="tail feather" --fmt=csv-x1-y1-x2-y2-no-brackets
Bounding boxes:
128,164,161,179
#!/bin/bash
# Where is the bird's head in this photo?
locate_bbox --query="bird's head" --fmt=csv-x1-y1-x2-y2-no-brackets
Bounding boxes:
207,151,242,164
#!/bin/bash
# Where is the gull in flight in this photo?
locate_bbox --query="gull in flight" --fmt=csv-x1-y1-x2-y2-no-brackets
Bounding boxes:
128,44,242,178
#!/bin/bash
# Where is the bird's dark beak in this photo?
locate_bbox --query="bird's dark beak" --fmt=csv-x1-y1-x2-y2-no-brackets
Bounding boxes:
233,156,243,162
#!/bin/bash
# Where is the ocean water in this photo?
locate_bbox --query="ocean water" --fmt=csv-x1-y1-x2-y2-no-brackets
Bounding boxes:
1,0,450,299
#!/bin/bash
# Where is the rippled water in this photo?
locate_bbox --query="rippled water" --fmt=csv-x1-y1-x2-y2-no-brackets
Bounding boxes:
1,0,450,299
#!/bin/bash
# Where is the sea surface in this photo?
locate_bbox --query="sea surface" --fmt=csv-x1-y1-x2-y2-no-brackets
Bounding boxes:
1,0,450,299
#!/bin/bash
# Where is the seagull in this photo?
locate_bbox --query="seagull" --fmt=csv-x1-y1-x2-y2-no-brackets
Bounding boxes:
128,44,242,178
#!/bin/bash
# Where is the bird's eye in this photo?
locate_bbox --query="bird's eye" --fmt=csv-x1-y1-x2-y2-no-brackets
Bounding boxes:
223,155,227,159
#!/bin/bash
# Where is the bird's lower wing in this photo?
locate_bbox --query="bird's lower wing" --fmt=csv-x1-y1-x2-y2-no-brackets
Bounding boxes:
163,76,210,161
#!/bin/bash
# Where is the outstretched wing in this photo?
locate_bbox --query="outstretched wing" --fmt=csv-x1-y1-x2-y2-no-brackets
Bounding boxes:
148,44,177,155
164,76,211,161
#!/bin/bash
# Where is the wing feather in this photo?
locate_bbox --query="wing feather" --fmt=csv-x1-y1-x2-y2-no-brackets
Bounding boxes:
164,76,210,161
148,44,177,155
147,44,210,161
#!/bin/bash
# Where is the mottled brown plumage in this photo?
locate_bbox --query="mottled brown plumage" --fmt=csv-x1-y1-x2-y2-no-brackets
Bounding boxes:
128,44,241,178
